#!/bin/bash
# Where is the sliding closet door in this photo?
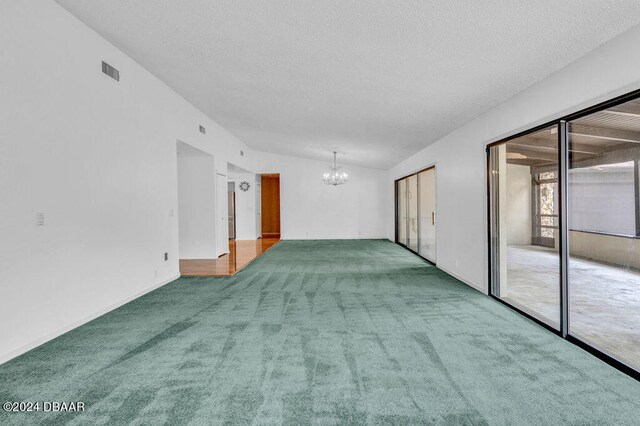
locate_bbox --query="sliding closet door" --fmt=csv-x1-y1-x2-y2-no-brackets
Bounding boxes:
396,169,436,263
407,175,418,251
568,98,640,371
418,168,436,262
397,179,407,245
489,125,561,329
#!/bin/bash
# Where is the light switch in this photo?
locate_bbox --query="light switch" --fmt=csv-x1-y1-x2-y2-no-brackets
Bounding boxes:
36,212,45,226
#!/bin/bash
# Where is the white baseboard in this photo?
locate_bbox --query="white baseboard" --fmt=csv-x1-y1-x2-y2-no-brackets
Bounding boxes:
0,274,181,366
436,264,487,294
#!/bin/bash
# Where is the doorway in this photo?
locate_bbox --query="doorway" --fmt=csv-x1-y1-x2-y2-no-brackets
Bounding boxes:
395,166,436,263
176,141,216,259
261,174,280,238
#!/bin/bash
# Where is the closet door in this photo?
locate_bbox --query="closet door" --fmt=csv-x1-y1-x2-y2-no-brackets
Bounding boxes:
397,179,407,245
418,168,436,262
407,175,418,251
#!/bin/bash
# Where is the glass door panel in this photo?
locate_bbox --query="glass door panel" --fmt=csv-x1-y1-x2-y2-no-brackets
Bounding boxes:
568,98,640,371
397,179,407,245
407,175,418,251
418,168,436,262
489,125,561,329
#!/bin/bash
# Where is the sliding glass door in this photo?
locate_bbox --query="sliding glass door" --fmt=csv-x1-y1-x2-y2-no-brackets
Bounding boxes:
568,97,640,372
488,91,640,378
488,125,561,329
395,167,437,263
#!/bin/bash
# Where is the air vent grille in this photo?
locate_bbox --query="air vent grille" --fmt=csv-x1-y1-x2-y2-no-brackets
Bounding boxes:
199,125,206,134
101,61,119,81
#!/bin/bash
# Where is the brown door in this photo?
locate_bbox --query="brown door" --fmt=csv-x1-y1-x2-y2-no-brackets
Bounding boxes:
261,174,280,237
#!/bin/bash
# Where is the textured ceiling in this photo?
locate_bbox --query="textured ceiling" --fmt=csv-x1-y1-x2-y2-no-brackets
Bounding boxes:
56,0,640,169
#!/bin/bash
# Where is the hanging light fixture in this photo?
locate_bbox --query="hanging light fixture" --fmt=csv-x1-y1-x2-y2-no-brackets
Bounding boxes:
322,151,348,186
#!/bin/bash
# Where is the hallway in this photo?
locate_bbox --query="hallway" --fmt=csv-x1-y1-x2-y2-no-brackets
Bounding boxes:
179,238,280,276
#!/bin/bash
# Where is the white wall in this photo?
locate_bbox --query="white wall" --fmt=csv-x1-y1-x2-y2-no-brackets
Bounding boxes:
387,23,640,292
0,0,255,363
255,152,387,239
506,164,532,245
177,155,216,258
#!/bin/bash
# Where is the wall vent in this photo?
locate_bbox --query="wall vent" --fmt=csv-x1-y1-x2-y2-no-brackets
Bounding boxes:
199,125,206,134
102,61,119,81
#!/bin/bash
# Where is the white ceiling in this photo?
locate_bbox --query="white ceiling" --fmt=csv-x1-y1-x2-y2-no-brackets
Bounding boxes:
57,0,640,169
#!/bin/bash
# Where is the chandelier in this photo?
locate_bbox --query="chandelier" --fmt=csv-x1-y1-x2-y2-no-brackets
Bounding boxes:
322,151,348,186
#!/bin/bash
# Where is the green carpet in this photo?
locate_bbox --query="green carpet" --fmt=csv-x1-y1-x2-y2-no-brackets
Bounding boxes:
1,240,639,425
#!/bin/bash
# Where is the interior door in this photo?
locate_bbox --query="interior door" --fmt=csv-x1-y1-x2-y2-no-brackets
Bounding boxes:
407,175,418,251
261,174,280,237
216,173,229,255
418,167,436,262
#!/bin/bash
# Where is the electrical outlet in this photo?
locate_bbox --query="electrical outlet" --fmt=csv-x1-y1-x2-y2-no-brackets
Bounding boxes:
169,209,174,217
164,253,168,261
36,212,45,226
155,269,158,278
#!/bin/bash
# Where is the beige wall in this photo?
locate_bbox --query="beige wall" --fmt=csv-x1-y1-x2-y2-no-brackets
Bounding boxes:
506,164,532,245
570,231,640,270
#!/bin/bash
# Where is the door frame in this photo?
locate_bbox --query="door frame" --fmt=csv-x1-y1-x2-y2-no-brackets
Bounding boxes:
260,173,281,238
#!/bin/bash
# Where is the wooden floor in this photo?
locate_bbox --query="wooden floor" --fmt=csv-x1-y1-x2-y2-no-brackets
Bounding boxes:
179,237,280,276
